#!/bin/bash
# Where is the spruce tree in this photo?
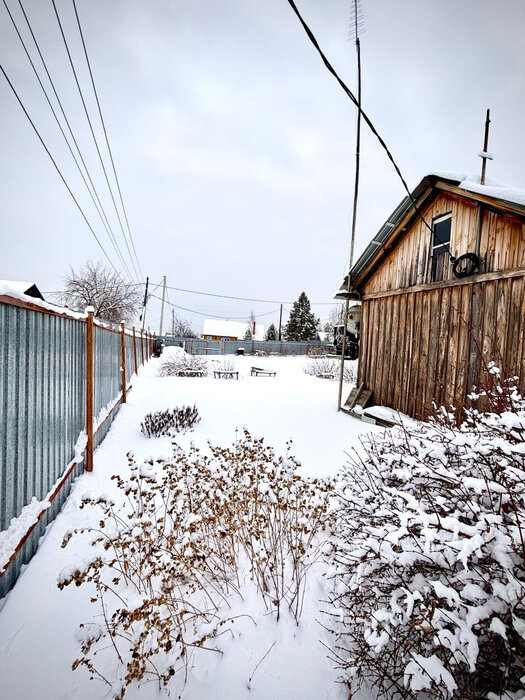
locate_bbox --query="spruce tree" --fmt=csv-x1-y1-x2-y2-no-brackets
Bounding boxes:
265,323,278,341
284,292,320,341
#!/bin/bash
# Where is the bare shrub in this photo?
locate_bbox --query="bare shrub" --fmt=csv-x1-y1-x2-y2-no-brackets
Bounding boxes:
304,358,356,383
59,431,334,697
326,365,525,699
159,353,207,377
141,405,200,438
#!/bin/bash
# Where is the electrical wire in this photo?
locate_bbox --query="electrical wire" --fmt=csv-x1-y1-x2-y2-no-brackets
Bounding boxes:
148,293,280,320
285,0,454,256
162,283,335,305
50,0,139,281
0,63,120,274
71,0,144,280
3,0,134,279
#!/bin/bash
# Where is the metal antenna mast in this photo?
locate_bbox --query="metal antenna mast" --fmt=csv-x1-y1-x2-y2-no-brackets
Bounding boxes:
480,108,492,185
337,0,363,411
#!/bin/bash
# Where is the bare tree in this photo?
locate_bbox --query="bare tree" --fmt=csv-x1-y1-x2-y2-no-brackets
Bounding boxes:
171,313,197,338
59,261,142,323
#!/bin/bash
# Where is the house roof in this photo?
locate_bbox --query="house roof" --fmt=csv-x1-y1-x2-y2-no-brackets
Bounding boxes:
346,173,525,291
0,280,45,300
202,319,265,340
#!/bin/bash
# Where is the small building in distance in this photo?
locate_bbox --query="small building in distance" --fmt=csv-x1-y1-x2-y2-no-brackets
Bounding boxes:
0,280,45,301
341,172,525,419
202,319,265,341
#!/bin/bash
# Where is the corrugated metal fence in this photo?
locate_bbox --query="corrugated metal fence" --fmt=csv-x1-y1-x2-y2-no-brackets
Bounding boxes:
164,336,332,355
0,295,154,599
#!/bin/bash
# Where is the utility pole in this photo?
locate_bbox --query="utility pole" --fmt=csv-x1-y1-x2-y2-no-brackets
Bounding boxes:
159,275,166,336
171,308,175,336
140,276,149,331
278,303,283,341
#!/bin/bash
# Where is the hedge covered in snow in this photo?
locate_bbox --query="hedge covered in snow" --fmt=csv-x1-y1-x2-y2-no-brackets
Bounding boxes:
327,367,525,699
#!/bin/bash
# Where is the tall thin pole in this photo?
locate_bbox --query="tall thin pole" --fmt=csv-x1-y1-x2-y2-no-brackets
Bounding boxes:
171,308,175,336
480,108,491,186
338,4,362,412
141,276,149,331
278,303,283,341
159,275,166,336
85,307,94,471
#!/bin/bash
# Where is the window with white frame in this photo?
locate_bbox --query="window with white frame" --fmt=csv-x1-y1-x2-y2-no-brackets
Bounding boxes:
431,213,452,282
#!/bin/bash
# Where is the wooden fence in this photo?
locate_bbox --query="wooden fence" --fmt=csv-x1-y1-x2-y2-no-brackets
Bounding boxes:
0,294,154,598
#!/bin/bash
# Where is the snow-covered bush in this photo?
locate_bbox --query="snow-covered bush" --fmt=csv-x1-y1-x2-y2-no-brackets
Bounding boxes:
304,357,356,383
140,405,200,438
159,352,207,377
59,431,333,698
327,370,525,699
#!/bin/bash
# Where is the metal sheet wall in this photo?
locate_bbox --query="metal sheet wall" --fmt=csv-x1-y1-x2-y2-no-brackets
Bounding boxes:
162,336,331,356
0,302,151,600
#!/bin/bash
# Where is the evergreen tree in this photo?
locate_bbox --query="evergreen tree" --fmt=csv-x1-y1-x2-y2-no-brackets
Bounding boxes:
284,292,320,341
265,323,278,341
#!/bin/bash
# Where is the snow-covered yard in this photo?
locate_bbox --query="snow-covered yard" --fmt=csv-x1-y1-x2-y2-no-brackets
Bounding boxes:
0,353,377,700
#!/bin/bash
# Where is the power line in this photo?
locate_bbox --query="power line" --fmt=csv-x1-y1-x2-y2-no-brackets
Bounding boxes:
148,293,281,320
3,0,135,278
0,62,121,275
162,283,335,305
71,0,144,280
50,0,139,281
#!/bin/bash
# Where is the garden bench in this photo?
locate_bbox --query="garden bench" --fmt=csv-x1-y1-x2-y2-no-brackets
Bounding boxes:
213,370,239,380
250,367,277,377
176,368,205,377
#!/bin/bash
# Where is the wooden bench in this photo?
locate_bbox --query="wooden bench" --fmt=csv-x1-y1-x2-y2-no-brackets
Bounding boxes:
251,367,277,377
176,368,205,377
213,370,239,380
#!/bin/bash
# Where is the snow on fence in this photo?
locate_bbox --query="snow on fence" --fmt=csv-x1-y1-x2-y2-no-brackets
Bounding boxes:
0,294,154,599
164,336,332,355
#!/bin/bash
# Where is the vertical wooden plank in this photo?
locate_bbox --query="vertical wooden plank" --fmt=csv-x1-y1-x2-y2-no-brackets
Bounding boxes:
455,284,472,414
467,282,485,399
426,288,442,411
121,322,127,403
132,326,138,375
85,309,94,473
447,286,462,412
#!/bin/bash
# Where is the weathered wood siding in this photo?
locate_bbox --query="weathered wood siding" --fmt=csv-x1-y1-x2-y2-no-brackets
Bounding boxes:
364,193,525,294
358,276,525,418
357,191,525,418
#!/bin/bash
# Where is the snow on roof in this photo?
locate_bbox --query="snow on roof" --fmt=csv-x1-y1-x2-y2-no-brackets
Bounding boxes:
428,171,525,208
202,319,265,340
0,280,43,298
0,280,85,319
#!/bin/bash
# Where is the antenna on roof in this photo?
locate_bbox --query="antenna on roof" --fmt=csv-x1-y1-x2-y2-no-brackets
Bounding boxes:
337,0,364,412
479,108,493,185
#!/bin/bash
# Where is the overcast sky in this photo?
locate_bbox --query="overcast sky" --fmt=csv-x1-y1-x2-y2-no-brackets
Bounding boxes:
1,0,524,332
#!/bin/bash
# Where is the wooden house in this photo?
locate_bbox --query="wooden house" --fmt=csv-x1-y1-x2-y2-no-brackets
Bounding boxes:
343,173,525,419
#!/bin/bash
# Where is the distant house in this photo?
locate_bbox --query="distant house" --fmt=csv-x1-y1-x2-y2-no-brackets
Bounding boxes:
0,280,45,301
202,319,265,342
340,173,525,419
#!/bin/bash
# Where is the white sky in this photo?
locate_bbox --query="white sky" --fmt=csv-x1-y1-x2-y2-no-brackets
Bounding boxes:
1,0,524,332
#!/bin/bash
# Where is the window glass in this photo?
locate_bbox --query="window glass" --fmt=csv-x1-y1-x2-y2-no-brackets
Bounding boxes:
432,214,451,251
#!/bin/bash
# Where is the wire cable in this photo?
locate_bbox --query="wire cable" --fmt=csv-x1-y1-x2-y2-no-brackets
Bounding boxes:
71,0,144,280
51,0,139,281
0,63,120,274
285,0,454,255
162,284,335,305
3,0,134,278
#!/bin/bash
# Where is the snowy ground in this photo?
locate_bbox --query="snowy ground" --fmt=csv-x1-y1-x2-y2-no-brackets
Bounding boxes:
0,353,379,700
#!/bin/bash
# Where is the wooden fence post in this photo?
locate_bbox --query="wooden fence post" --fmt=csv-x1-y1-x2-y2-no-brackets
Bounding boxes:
121,321,127,403
140,330,144,365
86,307,94,472
132,326,138,374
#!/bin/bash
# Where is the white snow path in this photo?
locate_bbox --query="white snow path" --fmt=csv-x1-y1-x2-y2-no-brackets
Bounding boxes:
0,354,379,700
